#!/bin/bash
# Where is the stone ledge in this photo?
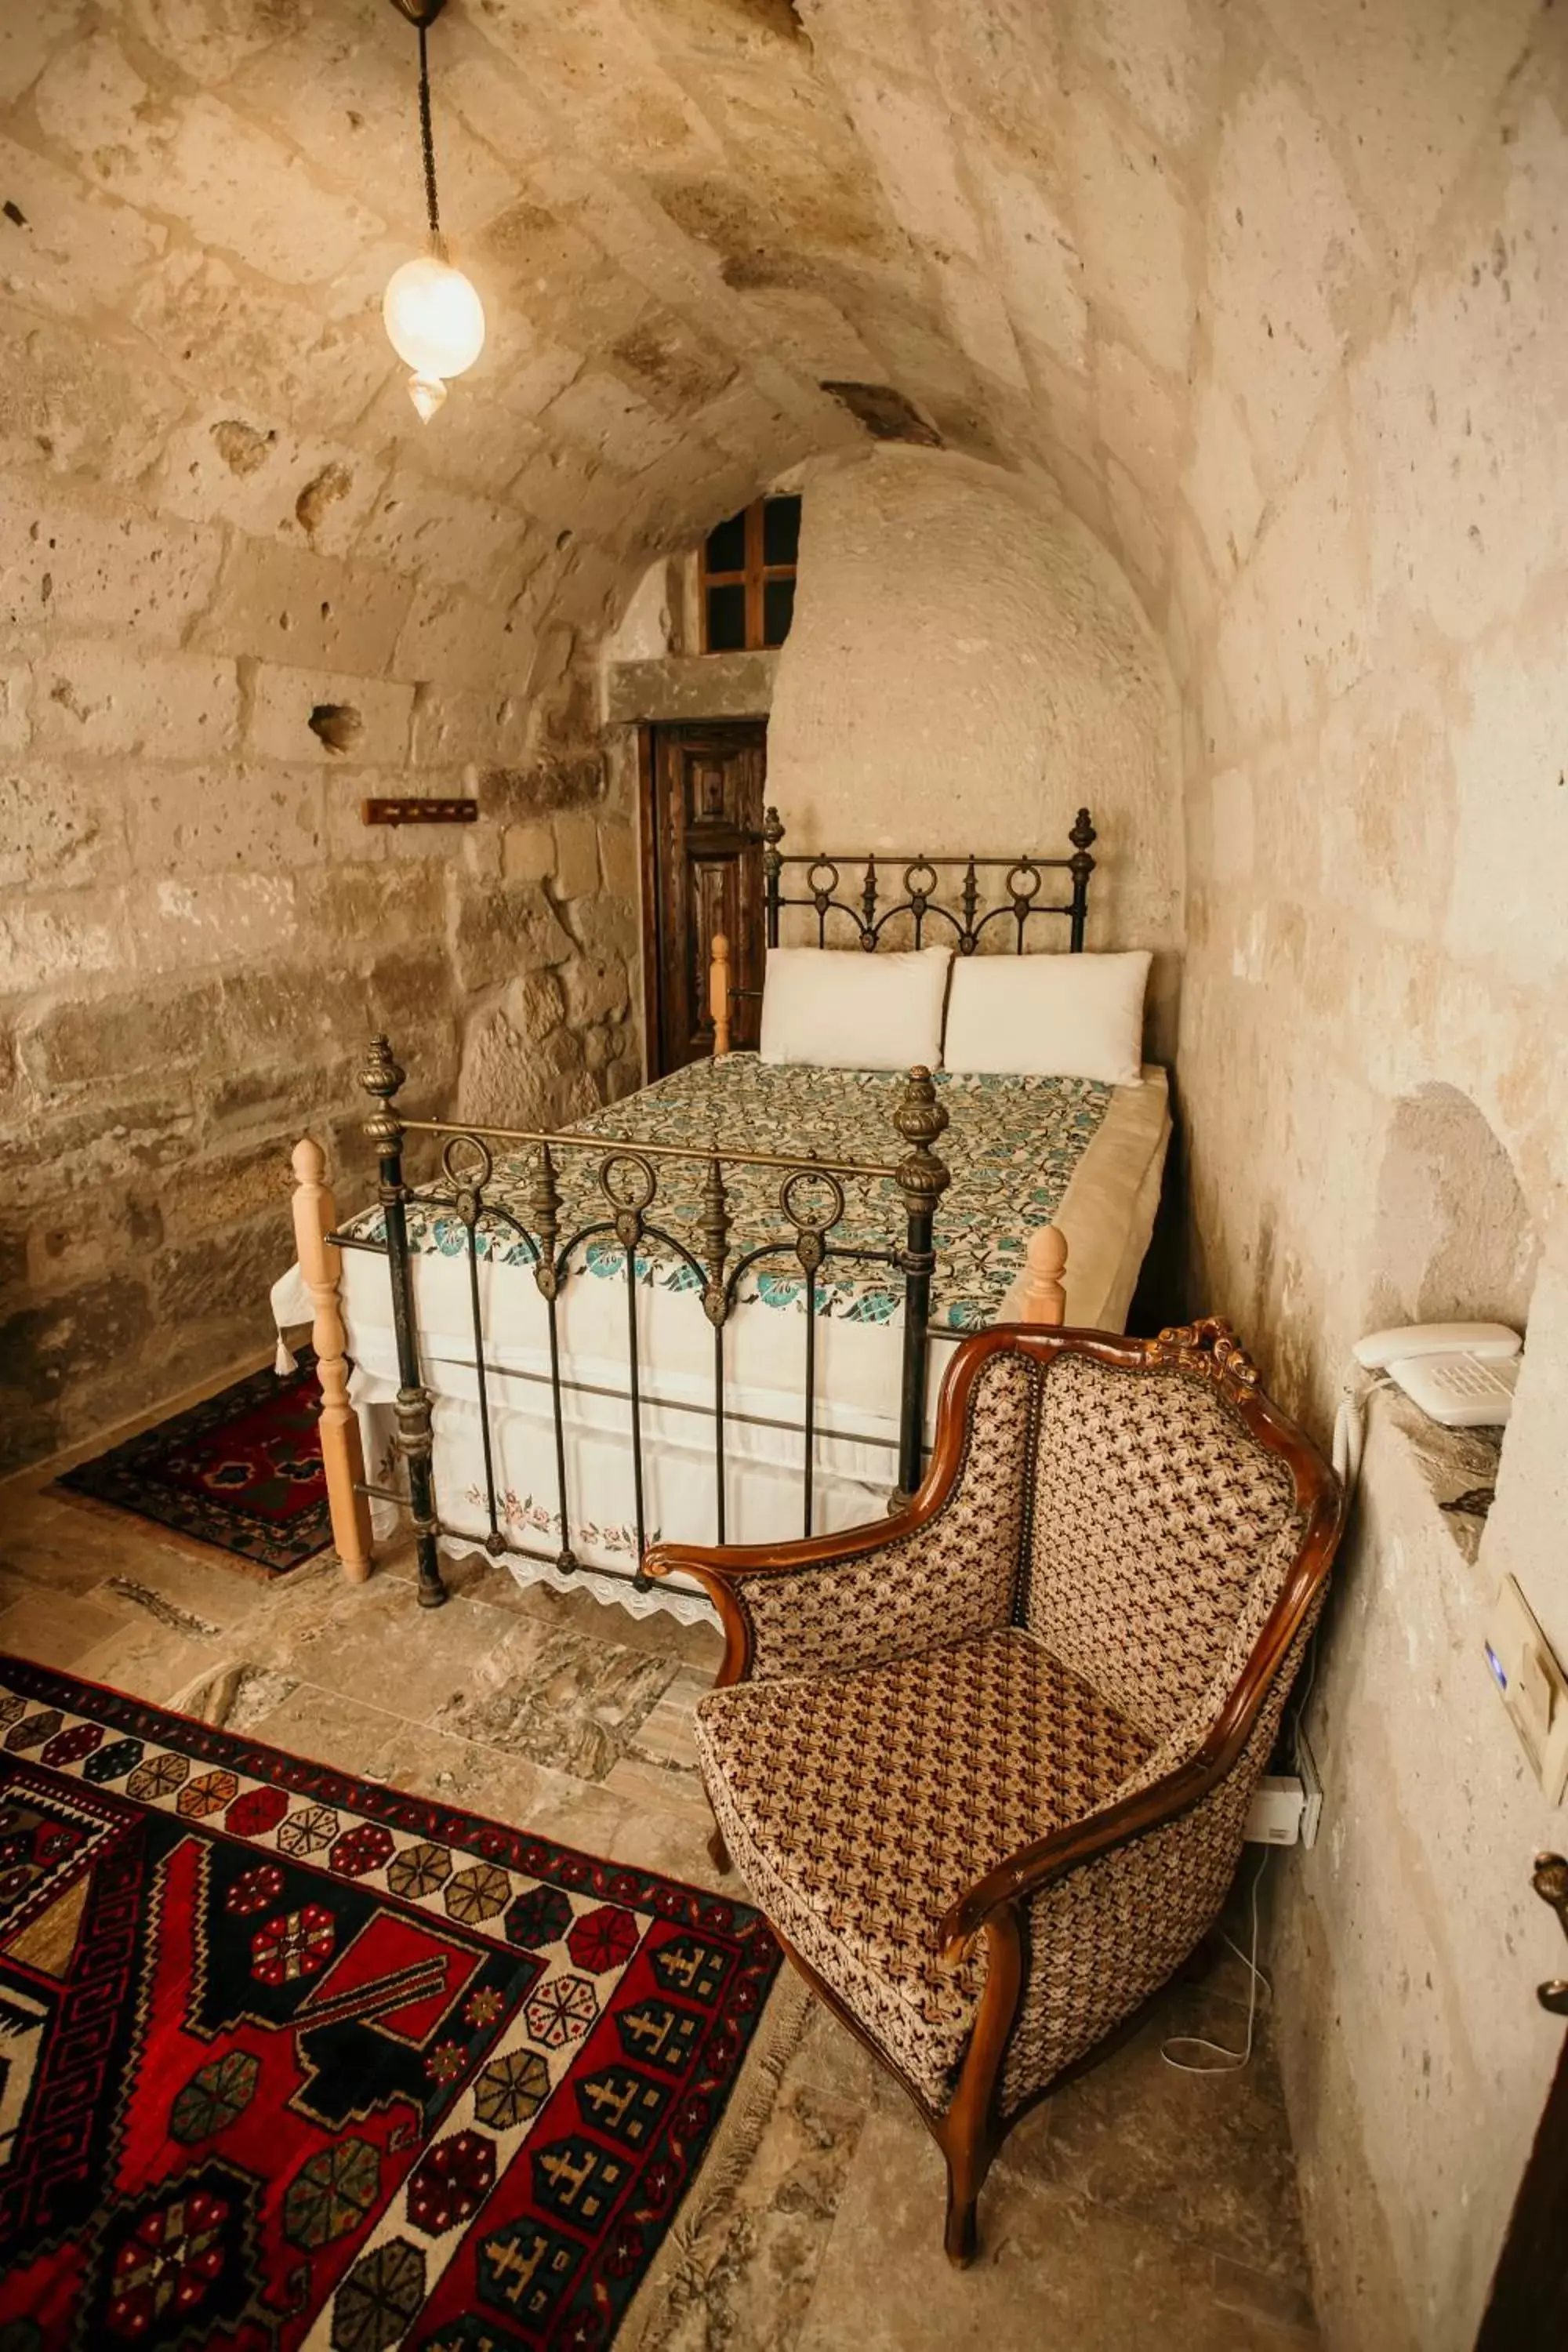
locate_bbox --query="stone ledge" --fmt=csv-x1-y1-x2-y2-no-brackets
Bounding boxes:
1367,1386,1504,1570
604,652,777,724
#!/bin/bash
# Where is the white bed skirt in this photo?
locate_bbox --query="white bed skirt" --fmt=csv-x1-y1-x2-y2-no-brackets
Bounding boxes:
351,1338,943,1625
272,1070,1170,1624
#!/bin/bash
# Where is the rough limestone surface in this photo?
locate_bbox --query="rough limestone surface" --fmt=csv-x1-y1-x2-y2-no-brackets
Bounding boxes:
4,9,1568,2341
764,445,1182,1054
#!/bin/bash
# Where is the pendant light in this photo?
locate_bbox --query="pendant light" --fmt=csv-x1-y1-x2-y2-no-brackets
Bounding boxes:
383,0,485,421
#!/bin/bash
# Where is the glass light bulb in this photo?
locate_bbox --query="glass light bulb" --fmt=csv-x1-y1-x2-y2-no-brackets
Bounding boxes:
383,254,485,392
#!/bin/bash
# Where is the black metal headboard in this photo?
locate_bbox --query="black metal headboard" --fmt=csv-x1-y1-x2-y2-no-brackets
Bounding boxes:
762,806,1096,954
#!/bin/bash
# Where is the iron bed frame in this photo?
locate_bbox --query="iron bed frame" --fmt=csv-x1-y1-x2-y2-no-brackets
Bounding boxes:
295,810,1098,1611
764,802,1097,953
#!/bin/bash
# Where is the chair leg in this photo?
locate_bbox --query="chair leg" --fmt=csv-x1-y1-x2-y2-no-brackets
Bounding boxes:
940,2124,988,2267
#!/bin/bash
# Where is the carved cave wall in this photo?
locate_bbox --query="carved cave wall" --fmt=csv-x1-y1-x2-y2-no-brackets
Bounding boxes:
5,8,1568,2346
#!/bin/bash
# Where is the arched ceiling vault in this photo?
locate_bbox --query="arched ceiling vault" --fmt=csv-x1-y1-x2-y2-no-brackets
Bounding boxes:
1,0,1548,688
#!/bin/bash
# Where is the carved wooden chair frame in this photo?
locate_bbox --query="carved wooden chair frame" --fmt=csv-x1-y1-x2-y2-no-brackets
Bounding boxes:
648,1317,1345,2263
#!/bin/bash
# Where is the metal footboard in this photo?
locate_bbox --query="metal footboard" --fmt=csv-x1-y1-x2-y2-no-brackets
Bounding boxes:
339,1033,951,1610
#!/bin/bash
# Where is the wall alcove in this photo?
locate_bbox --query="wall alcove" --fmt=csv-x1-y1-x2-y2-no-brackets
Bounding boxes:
1363,1083,1539,1555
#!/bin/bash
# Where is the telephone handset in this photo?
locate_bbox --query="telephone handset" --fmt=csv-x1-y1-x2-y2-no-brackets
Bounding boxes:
1352,1320,1522,1428
1351,1321,1522,1372
1334,1321,1523,1486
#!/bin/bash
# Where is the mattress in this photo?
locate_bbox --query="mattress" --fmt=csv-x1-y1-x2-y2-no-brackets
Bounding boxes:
274,1058,1171,1621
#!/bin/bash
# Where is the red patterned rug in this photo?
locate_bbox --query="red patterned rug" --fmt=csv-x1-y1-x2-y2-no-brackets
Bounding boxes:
54,1355,332,1576
0,1657,782,2349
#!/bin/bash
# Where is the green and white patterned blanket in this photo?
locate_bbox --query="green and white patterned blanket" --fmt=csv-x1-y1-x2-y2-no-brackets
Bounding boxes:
359,1056,1112,1332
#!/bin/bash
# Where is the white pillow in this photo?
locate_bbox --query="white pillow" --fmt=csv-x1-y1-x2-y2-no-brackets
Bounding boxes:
759,945,953,1071
942,949,1150,1084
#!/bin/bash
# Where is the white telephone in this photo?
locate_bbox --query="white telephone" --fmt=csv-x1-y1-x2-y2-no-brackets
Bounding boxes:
1334,1322,1523,1486
1352,1322,1522,1426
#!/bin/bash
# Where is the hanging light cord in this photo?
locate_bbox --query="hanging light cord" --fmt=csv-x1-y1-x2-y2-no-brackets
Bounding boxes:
417,20,441,247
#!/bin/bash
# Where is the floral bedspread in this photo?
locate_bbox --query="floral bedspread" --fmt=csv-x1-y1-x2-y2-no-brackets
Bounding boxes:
360,1056,1112,1332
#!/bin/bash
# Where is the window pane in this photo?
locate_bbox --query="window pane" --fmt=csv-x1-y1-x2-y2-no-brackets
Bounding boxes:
705,510,746,575
706,583,747,652
763,576,796,646
763,495,801,567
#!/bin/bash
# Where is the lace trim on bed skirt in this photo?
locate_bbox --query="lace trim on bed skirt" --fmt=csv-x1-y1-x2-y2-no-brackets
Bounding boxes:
364,1497,719,1628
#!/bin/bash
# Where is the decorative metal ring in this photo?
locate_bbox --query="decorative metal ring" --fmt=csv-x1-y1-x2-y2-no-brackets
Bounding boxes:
597,1150,657,1215
805,858,840,897
1004,860,1044,902
779,1167,846,1235
441,1132,494,1191
904,858,938,899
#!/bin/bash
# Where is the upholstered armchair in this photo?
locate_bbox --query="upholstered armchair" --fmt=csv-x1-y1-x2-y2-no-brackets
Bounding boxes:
646,1319,1343,2263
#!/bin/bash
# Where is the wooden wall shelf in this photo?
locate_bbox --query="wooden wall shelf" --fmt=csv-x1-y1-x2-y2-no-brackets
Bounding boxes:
361,797,478,827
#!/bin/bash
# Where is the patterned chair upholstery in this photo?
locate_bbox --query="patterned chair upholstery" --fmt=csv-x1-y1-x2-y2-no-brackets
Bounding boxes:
647,1319,1343,2263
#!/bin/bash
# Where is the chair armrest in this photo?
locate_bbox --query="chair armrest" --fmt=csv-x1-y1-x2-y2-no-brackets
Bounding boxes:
939,1727,1283,2117
645,1494,945,1689
646,1496,930,1593
639,1458,964,1684
938,1504,1341,1960
938,1752,1214,1962
646,1338,1040,1688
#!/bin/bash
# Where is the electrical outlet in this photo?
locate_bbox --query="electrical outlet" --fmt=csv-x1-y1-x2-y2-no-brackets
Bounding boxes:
1245,1776,1305,1845
1483,1575,1568,1805
1295,1725,1323,1849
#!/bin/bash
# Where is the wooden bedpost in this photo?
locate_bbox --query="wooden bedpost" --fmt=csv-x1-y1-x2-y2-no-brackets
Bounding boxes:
710,931,732,1057
1007,1225,1069,1327
290,1135,374,1582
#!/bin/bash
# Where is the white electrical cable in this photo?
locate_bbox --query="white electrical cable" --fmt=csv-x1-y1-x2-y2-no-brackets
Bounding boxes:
1288,1624,1320,1753
1331,1369,1392,1492
1160,1850,1271,2075
1330,1392,1359,1486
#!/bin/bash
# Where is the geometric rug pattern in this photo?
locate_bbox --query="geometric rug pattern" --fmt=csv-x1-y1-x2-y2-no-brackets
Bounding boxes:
0,1657,782,2349
54,1355,332,1576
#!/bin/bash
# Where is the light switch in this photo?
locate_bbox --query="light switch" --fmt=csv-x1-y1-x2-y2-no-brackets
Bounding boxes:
1484,1575,1568,1805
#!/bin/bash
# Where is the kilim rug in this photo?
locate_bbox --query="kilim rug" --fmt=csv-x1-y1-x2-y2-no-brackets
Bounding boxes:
54,1354,332,1576
0,1657,783,2350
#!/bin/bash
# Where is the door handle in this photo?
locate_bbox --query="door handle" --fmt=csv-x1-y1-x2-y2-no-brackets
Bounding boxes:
1530,1851,1568,2016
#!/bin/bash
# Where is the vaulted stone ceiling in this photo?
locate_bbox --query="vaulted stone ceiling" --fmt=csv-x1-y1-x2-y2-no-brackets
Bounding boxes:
7,0,1541,692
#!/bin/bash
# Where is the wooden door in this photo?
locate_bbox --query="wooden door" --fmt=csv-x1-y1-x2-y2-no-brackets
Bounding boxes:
1473,1853,1568,2350
641,720,767,1077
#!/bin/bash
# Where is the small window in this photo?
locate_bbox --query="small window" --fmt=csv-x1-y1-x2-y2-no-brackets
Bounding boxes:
706,583,747,652
762,497,800,567
701,495,800,652
762,576,795,644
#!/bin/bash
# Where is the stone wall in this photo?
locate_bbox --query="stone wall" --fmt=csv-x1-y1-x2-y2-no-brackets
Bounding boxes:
0,0,857,1477
0,431,643,1466
1163,23,1568,2347
0,401,648,1475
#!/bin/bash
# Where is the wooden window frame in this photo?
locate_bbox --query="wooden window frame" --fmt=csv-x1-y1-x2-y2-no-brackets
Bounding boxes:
699,496,798,653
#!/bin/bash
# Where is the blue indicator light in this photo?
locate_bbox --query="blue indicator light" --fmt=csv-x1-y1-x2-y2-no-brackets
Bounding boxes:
1485,1641,1508,1692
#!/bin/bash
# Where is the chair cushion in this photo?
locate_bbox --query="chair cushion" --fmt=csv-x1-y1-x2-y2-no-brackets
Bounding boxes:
695,1626,1154,2111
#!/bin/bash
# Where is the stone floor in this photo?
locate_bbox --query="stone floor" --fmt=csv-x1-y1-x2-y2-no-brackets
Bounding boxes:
1,1374,1320,2350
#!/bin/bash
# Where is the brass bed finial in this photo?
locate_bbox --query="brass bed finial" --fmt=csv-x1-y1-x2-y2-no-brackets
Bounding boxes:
359,1033,407,1152
892,1066,953,1218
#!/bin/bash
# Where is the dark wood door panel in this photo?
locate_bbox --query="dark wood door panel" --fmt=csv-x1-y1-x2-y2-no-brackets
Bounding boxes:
684,751,752,829
643,721,767,1076
1473,1855,1568,2352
